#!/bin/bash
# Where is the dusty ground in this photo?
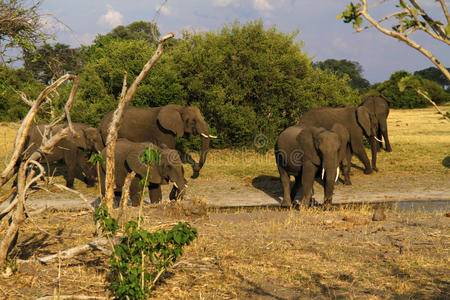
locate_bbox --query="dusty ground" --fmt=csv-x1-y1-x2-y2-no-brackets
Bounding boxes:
0,107,449,299
0,202,448,299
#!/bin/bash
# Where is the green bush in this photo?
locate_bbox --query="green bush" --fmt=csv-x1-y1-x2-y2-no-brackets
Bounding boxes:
0,66,44,121
368,70,450,108
160,20,359,148
95,204,197,299
5,20,360,149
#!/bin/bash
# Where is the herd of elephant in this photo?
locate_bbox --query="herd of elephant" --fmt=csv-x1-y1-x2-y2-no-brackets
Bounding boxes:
22,95,391,208
276,95,392,208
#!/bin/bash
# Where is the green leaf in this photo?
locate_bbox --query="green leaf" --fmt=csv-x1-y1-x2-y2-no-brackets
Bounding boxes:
445,23,450,37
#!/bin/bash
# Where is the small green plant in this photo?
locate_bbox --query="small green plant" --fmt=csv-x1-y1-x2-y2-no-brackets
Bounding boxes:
95,204,198,299
138,146,161,189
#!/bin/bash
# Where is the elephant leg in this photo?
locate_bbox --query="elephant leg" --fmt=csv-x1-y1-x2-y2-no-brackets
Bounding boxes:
351,139,372,174
369,137,378,172
376,128,382,152
64,154,76,188
300,161,316,208
290,174,302,205
278,165,292,207
130,180,141,207
343,145,352,185
380,119,392,152
148,183,162,204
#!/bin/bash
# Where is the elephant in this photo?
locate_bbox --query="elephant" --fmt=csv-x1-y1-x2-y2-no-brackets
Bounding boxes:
100,139,187,206
361,95,392,152
24,123,104,188
275,124,350,207
99,105,216,178
298,106,380,174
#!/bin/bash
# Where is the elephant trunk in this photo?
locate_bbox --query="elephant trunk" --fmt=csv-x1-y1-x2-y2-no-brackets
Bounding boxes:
322,157,338,205
192,122,212,178
170,178,188,201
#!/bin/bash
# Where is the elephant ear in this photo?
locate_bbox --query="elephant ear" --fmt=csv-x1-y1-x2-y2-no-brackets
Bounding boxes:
82,127,102,152
68,126,87,150
332,124,349,161
356,106,371,137
297,128,321,166
126,149,162,184
157,105,184,138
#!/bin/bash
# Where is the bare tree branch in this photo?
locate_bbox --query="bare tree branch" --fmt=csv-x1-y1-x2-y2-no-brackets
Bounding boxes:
438,0,450,24
103,33,174,211
0,74,77,190
0,187,16,205
356,0,450,82
415,89,449,121
408,0,446,39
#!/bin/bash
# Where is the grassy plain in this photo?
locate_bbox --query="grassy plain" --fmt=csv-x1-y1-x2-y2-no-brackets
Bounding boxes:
0,107,449,299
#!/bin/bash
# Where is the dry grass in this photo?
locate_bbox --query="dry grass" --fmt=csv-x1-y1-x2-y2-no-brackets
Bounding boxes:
184,106,450,181
1,106,449,182
0,205,448,299
0,108,449,299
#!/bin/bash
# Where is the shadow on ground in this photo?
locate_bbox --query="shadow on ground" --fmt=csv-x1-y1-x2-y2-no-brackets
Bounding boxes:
251,175,282,204
442,156,450,169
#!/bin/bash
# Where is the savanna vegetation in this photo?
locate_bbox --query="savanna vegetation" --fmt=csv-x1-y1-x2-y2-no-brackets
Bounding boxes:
1,20,448,149
0,0,449,298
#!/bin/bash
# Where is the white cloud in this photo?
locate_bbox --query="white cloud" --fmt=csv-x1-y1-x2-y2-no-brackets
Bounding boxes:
40,15,68,33
253,0,273,11
158,5,171,16
420,0,441,7
76,33,97,46
212,0,237,7
98,5,123,28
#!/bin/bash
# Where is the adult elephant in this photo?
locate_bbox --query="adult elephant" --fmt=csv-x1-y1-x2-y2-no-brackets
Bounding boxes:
275,124,350,207
298,106,380,174
361,95,392,152
25,123,104,188
100,139,187,206
99,105,216,178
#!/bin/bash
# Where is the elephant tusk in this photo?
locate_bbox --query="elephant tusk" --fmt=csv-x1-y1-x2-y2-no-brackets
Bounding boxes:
374,136,383,143
321,168,325,180
184,184,188,188
208,135,218,139
201,133,209,138
173,182,178,189
335,168,340,182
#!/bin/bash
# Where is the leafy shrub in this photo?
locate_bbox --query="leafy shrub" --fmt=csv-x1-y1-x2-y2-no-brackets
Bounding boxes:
0,66,44,121
95,204,197,299
6,20,360,149
368,70,450,108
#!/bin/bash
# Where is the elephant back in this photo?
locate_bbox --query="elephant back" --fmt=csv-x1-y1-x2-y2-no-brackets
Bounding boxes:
275,126,305,173
99,107,161,145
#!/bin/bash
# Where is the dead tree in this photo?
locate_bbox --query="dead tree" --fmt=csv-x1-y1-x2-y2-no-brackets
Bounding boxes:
0,74,79,263
338,1,450,81
103,32,174,212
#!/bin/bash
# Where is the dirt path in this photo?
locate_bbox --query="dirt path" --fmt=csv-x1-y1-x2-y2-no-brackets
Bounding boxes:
6,171,448,212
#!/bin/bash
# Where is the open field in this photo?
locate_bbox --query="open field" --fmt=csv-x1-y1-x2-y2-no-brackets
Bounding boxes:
0,204,449,299
0,107,449,299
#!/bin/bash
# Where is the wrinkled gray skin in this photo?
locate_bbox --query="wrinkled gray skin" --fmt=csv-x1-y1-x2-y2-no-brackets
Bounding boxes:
361,95,392,152
99,105,213,178
25,123,104,188
275,124,350,208
298,106,379,174
100,139,187,206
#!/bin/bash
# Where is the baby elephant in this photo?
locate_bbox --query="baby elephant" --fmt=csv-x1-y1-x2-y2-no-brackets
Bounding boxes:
101,139,187,206
275,124,350,208
25,123,104,188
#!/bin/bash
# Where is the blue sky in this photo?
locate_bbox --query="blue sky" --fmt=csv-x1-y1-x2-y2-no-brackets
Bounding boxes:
40,0,449,84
